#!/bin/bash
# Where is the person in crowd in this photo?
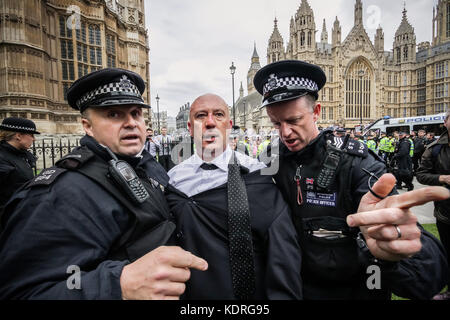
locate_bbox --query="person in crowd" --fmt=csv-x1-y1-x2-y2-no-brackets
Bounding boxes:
417,109,450,300
242,135,251,156
0,68,207,299
407,134,414,160
155,127,174,171
393,132,414,191
253,136,261,158
334,128,346,138
412,129,426,173
0,117,39,222
366,134,377,153
253,59,449,300
387,133,397,165
378,132,391,162
165,93,302,300
257,135,271,157
425,132,437,146
144,128,159,159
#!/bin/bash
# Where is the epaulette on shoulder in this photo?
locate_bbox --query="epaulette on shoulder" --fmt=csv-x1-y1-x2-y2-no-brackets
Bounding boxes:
55,146,95,170
343,138,368,158
326,134,368,158
26,167,67,188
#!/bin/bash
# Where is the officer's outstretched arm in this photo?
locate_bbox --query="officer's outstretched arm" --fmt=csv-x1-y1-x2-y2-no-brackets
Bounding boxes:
347,174,449,261
120,246,208,300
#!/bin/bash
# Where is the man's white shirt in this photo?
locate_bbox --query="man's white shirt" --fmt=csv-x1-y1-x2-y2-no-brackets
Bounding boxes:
168,147,266,197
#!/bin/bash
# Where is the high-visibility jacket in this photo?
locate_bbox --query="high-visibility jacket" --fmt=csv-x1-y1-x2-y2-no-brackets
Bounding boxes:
366,140,377,153
408,138,414,157
388,138,396,153
378,137,390,152
257,140,271,156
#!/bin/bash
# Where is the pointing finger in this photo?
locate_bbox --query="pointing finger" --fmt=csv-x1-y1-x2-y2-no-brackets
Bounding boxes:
375,186,450,210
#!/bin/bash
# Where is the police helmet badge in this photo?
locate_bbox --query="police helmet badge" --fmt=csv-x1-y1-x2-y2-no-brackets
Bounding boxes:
120,75,132,89
267,74,278,92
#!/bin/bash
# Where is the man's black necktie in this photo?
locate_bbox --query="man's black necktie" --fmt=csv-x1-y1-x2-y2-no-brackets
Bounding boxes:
227,153,255,300
200,163,219,171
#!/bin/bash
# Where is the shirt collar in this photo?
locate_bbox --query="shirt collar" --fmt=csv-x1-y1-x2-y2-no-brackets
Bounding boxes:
192,146,232,172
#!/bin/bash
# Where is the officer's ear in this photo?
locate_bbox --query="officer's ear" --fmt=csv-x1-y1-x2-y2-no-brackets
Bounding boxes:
81,110,94,137
312,103,321,122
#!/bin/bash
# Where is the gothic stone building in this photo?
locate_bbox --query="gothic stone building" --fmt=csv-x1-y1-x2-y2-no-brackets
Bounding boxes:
0,0,150,134
236,0,450,132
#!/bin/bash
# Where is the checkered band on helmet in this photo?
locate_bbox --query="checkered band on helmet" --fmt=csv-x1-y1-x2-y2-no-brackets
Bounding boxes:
263,76,318,96
76,81,142,108
0,124,36,132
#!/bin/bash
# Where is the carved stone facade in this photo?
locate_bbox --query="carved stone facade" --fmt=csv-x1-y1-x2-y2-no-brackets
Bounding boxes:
237,0,450,131
0,0,151,134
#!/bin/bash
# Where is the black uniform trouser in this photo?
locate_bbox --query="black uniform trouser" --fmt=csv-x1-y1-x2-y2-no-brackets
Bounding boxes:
395,168,414,189
436,220,450,287
158,155,174,172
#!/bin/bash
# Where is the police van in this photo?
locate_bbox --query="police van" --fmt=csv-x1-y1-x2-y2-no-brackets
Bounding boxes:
364,113,446,136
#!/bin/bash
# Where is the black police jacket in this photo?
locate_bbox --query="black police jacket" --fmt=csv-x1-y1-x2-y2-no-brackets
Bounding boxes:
417,132,450,223
165,170,302,300
394,138,413,171
0,140,35,217
0,135,173,299
272,131,448,300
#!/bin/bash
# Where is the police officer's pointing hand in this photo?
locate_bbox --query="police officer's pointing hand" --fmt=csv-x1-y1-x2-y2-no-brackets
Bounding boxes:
347,173,450,262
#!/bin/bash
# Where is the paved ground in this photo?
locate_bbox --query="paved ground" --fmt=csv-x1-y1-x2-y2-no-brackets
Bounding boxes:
397,178,436,225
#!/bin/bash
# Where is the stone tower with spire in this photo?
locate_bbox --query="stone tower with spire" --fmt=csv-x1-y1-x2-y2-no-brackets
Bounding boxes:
332,16,341,48
321,19,328,43
393,6,416,64
354,0,363,26
287,0,316,60
374,26,384,55
239,81,244,99
267,17,285,64
247,43,261,94
433,0,450,46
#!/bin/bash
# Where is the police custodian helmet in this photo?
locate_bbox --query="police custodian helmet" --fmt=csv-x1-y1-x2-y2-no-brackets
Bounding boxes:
253,60,326,108
0,117,40,135
67,68,150,113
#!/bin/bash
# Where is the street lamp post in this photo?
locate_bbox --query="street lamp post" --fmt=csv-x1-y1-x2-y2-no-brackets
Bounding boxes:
230,62,236,127
358,70,365,131
243,99,246,131
156,94,160,134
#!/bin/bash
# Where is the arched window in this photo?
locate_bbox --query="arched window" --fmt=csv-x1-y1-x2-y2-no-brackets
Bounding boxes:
403,46,408,61
307,31,312,47
300,32,305,47
345,59,372,121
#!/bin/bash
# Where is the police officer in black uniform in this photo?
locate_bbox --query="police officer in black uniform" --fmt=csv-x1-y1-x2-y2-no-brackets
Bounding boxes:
0,68,207,299
254,60,450,300
0,117,39,221
393,132,414,191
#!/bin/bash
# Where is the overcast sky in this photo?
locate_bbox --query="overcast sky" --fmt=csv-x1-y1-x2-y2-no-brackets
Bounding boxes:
145,0,436,117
